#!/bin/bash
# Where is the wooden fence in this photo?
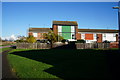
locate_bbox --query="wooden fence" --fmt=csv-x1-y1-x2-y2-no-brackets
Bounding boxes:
16,43,112,49
75,43,110,49
16,43,65,49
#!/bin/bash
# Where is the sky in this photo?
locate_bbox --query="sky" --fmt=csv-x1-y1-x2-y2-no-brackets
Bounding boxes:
2,2,119,37
2,0,120,2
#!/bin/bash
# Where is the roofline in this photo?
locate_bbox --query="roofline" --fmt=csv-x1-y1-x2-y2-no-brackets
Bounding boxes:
29,28,51,29
52,20,78,26
52,20,78,22
78,28,118,31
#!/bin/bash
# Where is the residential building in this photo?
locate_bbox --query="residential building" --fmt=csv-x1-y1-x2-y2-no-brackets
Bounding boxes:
28,21,119,43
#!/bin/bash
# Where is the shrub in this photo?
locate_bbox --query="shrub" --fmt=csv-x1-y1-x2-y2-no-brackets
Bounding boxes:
56,35,64,42
15,39,27,43
27,35,36,43
76,39,86,43
69,41,75,44
103,40,110,43
61,39,68,43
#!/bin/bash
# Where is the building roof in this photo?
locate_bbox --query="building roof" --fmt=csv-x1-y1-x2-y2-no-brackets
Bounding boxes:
78,29,119,33
52,21,78,26
29,28,51,33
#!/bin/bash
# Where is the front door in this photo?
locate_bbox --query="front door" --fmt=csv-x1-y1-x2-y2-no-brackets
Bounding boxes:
97,34,102,43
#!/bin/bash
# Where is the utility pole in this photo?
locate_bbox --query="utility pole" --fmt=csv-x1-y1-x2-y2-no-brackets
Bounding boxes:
113,1,120,49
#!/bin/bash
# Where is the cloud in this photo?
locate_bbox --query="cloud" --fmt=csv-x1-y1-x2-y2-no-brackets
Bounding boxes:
2,34,17,41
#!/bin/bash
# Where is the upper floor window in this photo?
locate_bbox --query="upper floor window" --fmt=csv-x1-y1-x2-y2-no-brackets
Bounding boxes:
113,34,116,37
33,33,37,37
94,34,96,37
103,34,106,37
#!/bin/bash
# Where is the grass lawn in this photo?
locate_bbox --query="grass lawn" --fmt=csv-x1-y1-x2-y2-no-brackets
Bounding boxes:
0,43,15,46
7,49,120,79
0,47,12,53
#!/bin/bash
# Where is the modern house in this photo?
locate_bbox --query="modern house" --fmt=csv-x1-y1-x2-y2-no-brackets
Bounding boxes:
28,21,119,43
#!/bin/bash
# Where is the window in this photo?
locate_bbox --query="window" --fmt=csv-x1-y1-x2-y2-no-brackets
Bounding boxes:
58,33,62,36
81,34,85,39
33,33,37,37
94,34,96,37
72,34,75,39
103,34,106,37
113,34,116,37
71,26,75,32
58,26,62,32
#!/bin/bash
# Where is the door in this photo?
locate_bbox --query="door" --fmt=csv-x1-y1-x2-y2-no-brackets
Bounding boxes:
97,34,102,43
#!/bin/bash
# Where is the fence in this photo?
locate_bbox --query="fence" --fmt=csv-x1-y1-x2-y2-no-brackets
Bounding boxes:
110,42,119,48
75,43,110,49
16,43,113,49
16,43,65,49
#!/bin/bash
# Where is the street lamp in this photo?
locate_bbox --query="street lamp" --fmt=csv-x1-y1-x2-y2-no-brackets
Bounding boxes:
113,1,120,49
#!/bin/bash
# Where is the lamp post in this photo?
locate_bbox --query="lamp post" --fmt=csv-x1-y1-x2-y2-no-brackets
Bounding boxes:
113,1,120,49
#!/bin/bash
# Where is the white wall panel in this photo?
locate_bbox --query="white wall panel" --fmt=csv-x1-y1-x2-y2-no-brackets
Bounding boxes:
102,33,116,42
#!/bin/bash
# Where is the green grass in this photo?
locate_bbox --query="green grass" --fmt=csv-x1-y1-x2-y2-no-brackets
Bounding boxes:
0,47,12,53
0,43,16,46
7,49,120,79
8,49,58,79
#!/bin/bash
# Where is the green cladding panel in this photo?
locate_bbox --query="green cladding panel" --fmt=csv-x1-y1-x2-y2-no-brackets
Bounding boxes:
62,26,71,39
62,33,71,39
62,26,71,32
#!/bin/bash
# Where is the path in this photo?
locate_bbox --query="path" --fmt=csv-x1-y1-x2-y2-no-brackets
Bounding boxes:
2,49,18,80
0,45,12,49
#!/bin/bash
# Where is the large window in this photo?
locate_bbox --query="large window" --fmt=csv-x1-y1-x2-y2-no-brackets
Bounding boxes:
103,34,106,37
58,26,76,39
33,33,37,37
62,32,71,39
62,26,71,32
113,34,116,37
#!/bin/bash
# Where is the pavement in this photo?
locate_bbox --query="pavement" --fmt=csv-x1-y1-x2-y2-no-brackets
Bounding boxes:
1,48,18,80
0,45,12,49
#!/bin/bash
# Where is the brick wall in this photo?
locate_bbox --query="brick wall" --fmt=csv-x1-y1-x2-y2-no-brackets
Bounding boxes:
75,26,78,40
77,33,81,40
28,32,33,36
53,25,58,35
